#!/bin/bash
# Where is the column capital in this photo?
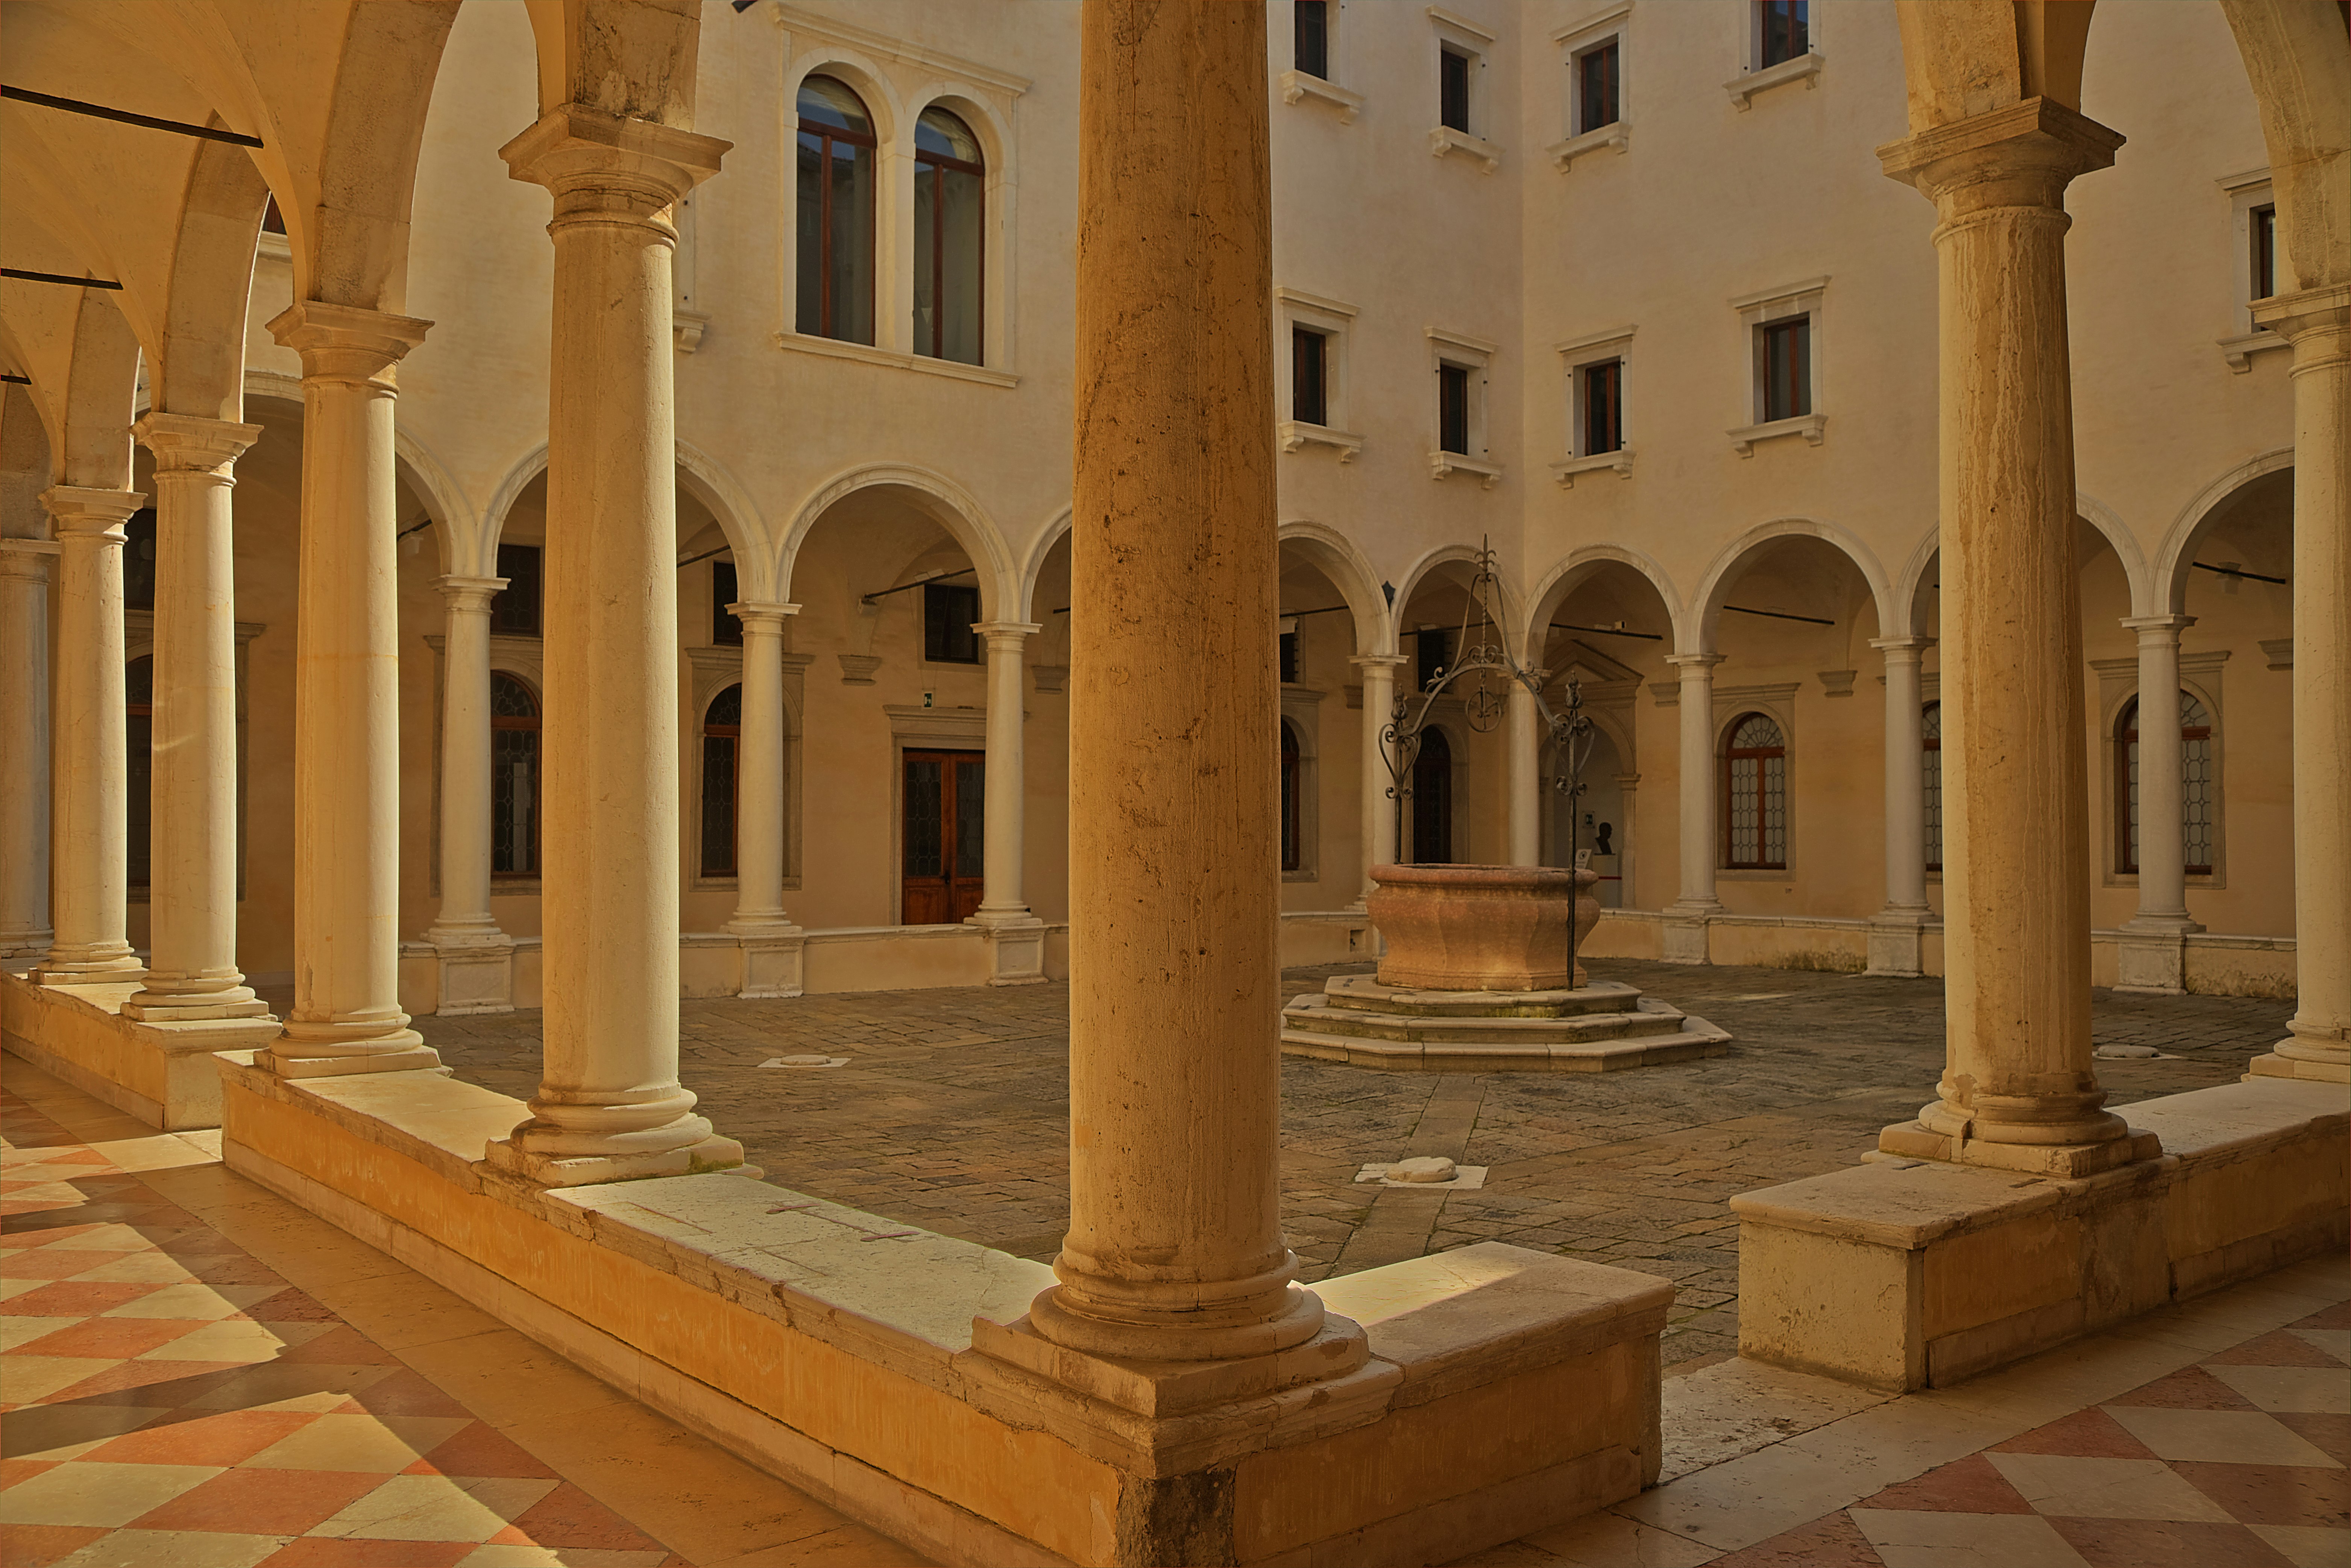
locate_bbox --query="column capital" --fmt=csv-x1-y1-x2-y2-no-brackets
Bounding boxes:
1870,635,1935,657
1665,651,1727,672
729,600,800,634
39,485,145,538
267,301,433,389
2120,613,2196,640
2250,282,2351,346
500,106,729,226
133,413,261,474
1877,97,2123,214
434,574,510,613
973,620,1043,650
1349,652,1408,672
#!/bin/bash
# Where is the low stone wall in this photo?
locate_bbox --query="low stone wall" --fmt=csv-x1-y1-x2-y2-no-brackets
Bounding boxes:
217,1059,1671,1567
0,971,278,1130
1732,1078,2348,1391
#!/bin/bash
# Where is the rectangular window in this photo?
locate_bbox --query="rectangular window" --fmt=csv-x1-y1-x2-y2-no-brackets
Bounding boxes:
1416,626,1451,693
1582,359,1623,455
1295,1,1329,79
923,580,982,664
2251,203,2277,303
1279,630,1300,684
1578,42,1619,134
123,508,157,612
1761,318,1811,422
1759,0,1808,67
712,559,742,646
1292,326,1328,426
1438,363,1471,455
1440,46,1472,133
492,543,542,636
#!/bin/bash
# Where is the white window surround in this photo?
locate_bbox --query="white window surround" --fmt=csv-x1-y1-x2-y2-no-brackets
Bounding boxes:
1278,287,1365,461
1283,70,1366,123
1727,276,1826,454
1281,0,1360,120
1712,682,1799,879
1428,5,1501,169
2216,167,2289,373
1554,324,1635,484
2093,651,2232,888
771,7,1029,378
1549,2,1631,172
1725,5,1824,112
1428,326,1501,487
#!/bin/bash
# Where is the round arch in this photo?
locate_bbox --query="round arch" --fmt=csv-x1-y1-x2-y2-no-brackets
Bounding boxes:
1522,542,1689,658
1389,542,1527,663
1690,518,1895,655
2151,448,2294,615
777,461,1016,622
1014,506,1072,625
1279,520,1389,655
477,440,772,594
242,367,480,578
783,49,908,158
2076,491,2155,617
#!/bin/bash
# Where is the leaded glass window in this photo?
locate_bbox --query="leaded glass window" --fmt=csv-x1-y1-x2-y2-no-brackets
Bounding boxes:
1922,701,1942,873
490,672,539,877
1723,712,1787,870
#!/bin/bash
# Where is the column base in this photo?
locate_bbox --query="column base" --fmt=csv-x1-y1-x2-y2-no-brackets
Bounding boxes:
2,929,56,962
1877,1118,2162,1179
33,952,146,987
1865,911,1931,977
967,910,1047,987
263,1033,445,1080
120,987,272,1023
2112,918,2200,995
427,929,517,1015
483,1130,751,1188
2246,1025,2351,1084
1660,907,1715,965
725,920,805,999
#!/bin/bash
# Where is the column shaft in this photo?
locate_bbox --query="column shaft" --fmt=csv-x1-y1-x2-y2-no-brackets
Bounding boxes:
2250,286,2351,1081
487,107,741,1184
1352,654,1403,904
727,603,795,929
1033,0,1331,1365
1506,679,1541,865
121,418,267,1022
266,304,438,1075
429,577,506,943
37,492,144,982
972,620,1042,922
0,540,55,958
1879,100,2143,1173
1877,638,1931,914
2123,616,2195,923
1669,653,1725,911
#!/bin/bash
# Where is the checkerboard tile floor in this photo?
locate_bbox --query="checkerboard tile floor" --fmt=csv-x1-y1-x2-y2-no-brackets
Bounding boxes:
1709,1311,2351,1568
0,1087,691,1568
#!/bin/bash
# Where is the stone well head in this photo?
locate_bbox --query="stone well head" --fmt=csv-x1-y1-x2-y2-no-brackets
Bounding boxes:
1367,864,1601,992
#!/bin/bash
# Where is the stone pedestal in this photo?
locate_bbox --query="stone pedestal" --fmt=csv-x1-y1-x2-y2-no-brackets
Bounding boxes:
1367,863,1594,991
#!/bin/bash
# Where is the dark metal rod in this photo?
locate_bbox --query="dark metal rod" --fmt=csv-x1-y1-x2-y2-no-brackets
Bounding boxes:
2,85,264,148
1278,604,1351,619
2,267,123,291
863,566,971,603
676,544,733,570
2193,560,2287,585
1552,620,1662,641
395,518,434,541
0,372,28,385
1724,603,1835,627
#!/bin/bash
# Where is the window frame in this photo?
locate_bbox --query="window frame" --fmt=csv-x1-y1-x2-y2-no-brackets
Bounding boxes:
1759,317,1812,423
2114,689,2221,880
1427,7,1502,171
1547,3,1632,171
1426,326,1502,486
2217,167,2291,371
1729,277,1828,453
794,71,881,347
1922,700,1943,875
125,654,154,891
1757,0,1809,69
489,669,543,881
1720,710,1789,873
1551,324,1636,485
1276,288,1363,460
1725,0,1823,107
913,105,987,366
700,683,743,880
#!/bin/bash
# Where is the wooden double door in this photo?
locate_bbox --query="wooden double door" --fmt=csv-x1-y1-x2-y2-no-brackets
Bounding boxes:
903,749,987,925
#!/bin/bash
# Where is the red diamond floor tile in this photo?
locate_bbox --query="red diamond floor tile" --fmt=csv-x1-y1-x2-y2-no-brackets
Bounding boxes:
1855,1452,2036,1514
1990,1406,2164,1460
2043,1514,2301,1567
2175,1461,2351,1529
2107,1365,2263,1409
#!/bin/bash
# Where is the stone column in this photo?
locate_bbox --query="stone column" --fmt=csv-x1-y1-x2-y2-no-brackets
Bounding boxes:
1507,677,1542,865
120,417,270,1023
1352,653,1404,905
263,303,440,1076
1663,651,1724,963
2248,284,2351,1083
425,573,516,1011
1867,635,1934,976
1005,0,1364,1391
969,619,1047,985
726,600,807,998
0,537,57,960
2114,614,2200,994
1877,100,2152,1176
485,106,744,1185
35,491,143,983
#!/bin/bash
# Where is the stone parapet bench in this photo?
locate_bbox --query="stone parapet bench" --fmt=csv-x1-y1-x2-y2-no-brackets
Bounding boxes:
1,970,281,1129
1732,1077,2348,1391
216,1056,1672,1567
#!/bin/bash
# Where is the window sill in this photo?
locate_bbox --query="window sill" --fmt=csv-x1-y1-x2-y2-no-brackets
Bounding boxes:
674,309,712,354
1429,451,1504,488
2218,329,2289,373
1728,413,1825,456
1724,52,1824,110
1282,868,1322,884
1280,70,1363,124
490,880,543,897
1551,448,1634,487
1280,420,1365,462
1547,121,1628,172
1428,126,1503,173
772,331,1020,388
1715,868,1793,882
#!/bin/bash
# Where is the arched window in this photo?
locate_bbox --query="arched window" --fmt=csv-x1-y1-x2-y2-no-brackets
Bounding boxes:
1723,712,1786,870
1279,720,1302,873
796,74,876,345
1410,728,1453,865
2118,691,2216,876
701,684,742,878
126,656,153,889
1921,701,1942,874
490,673,540,877
914,106,985,365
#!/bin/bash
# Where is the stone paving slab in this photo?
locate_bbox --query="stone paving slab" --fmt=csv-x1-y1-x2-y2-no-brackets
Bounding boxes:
414,959,2292,1371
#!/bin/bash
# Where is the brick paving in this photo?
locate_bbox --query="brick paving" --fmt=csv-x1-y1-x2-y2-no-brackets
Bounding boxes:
415,960,2293,1370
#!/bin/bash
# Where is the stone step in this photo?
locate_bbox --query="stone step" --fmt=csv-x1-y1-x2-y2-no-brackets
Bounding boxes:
1320,974,1647,1019
1282,994,1692,1046
1279,1011,1734,1073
